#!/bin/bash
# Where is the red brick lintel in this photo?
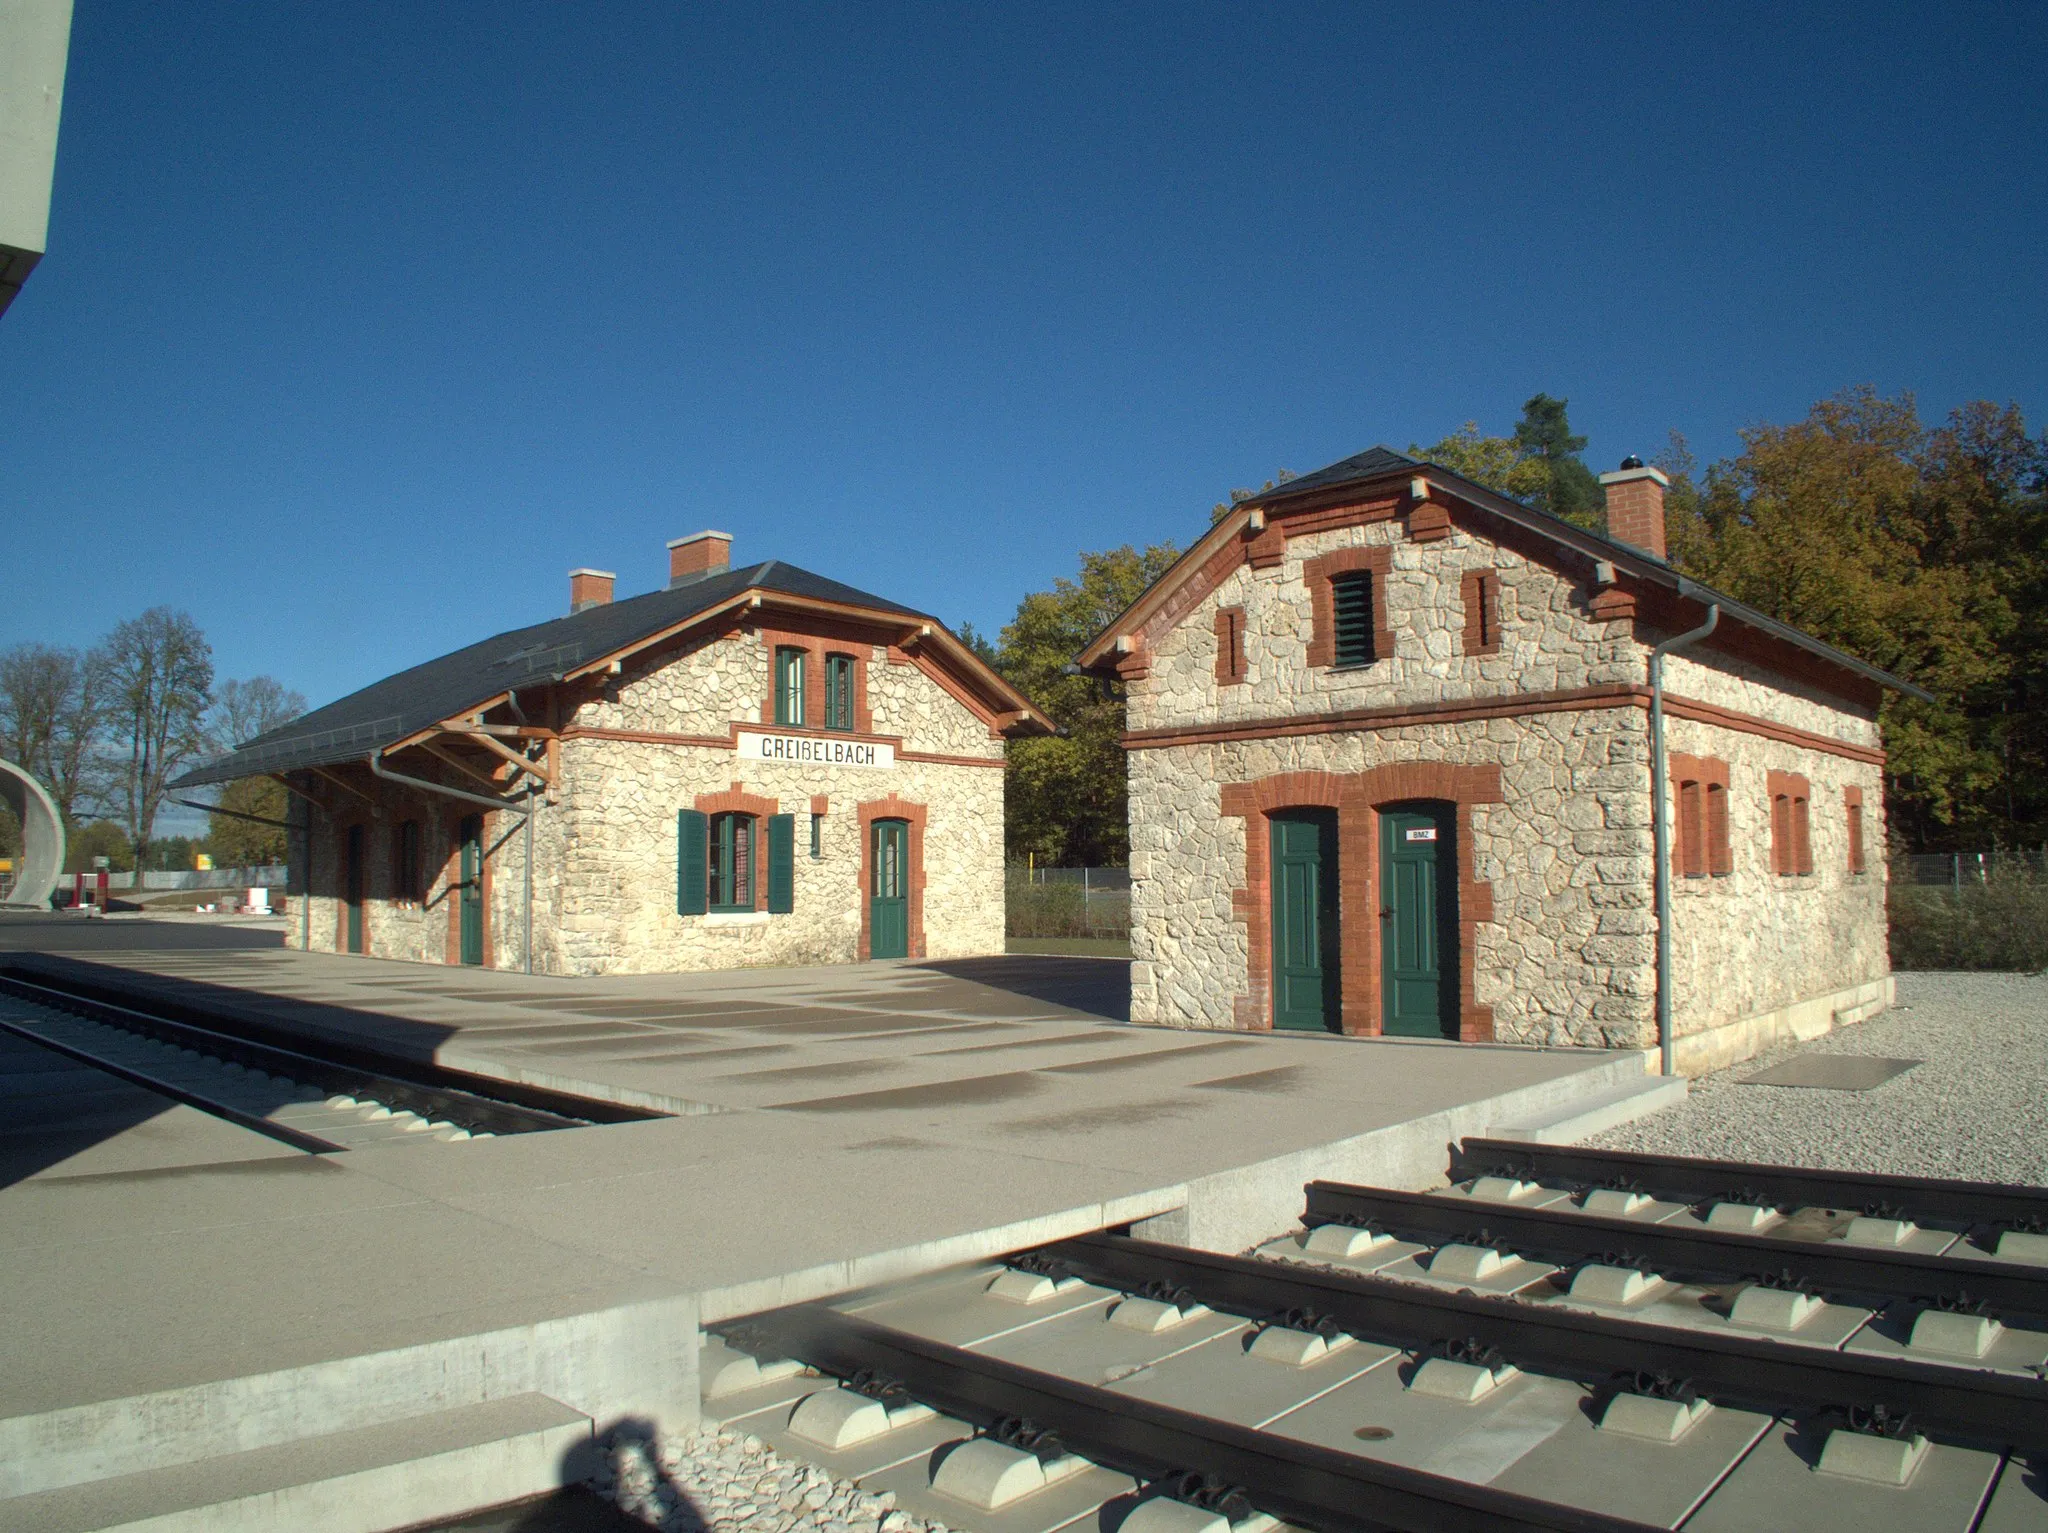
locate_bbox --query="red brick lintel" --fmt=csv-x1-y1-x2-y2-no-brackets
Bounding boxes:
1124,684,1886,767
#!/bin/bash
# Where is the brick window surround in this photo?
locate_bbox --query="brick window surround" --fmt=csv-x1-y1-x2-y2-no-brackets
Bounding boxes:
1218,763,1502,1041
1303,547,1395,670
857,794,927,960
1845,784,1867,874
1214,605,1247,684
1460,569,1502,657
756,629,873,734
1768,769,1813,876
1669,752,1732,877
694,783,781,912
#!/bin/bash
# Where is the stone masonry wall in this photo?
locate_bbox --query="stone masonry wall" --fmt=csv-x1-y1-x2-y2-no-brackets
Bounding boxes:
543,742,1003,975
1131,519,1640,732
1123,507,1891,1053
1664,716,1889,1033
1129,709,1660,1050
294,627,1006,974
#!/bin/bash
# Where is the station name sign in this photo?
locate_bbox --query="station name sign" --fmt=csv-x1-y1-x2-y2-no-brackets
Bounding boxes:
735,729,896,770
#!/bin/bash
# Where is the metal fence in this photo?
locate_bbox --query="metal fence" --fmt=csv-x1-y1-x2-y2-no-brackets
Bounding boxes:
1007,866,1131,938
1896,850,2048,891
100,866,290,892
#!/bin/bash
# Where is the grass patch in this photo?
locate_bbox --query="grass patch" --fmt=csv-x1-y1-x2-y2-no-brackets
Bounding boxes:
1006,936,1132,958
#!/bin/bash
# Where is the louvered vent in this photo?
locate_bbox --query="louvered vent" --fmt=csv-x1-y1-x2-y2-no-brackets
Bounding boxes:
1332,573,1375,666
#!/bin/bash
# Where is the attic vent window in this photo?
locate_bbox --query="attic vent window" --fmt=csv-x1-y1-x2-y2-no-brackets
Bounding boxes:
1331,573,1376,667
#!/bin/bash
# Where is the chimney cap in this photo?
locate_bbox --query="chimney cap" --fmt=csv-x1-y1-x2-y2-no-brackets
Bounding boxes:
1598,463,1670,489
666,530,732,550
1619,454,1644,470
568,567,616,580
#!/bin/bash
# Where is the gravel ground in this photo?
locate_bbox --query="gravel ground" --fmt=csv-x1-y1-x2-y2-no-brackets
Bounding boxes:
590,1423,958,1533
1590,971,2048,1185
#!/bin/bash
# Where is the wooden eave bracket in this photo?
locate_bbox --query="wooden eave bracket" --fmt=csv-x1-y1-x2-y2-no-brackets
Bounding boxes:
308,765,377,807
417,739,513,795
441,722,558,786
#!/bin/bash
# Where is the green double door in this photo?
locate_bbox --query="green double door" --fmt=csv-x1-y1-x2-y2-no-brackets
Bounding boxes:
1270,811,1340,1031
869,818,909,960
1267,804,1456,1038
1380,805,1454,1038
457,816,485,967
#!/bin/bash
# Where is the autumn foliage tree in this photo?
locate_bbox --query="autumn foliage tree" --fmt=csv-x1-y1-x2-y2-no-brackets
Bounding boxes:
1665,388,2047,850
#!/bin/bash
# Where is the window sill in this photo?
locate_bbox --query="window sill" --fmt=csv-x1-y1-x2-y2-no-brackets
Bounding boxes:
704,910,770,927
1325,660,1380,674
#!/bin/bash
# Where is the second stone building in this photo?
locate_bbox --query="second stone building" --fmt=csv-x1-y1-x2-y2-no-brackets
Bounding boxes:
1078,448,1925,1072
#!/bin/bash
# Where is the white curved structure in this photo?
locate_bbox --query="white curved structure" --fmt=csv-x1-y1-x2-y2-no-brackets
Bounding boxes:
0,758,64,908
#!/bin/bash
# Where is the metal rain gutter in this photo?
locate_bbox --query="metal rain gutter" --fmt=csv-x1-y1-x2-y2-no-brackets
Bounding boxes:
1649,601,1720,1076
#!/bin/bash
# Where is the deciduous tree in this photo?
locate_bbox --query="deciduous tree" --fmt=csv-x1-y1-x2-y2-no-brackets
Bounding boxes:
995,544,1181,866
1665,388,2046,849
98,609,213,865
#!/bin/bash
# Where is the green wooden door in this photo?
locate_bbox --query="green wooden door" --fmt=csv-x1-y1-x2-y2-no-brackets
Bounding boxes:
1381,806,1453,1038
1270,810,1339,1031
458,815,485,967
869,818,909,960
343,824,365,954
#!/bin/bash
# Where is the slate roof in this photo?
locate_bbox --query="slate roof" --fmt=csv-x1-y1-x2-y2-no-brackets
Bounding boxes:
1082,446,1932,701
1249,446,1418,500
173,561,940,788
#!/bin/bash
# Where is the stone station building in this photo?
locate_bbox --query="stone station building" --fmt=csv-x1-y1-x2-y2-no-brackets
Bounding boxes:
1078,449,1927,1072
175,533,1049,975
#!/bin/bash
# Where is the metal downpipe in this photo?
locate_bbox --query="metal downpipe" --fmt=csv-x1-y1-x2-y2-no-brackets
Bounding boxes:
1650,602,1719,1076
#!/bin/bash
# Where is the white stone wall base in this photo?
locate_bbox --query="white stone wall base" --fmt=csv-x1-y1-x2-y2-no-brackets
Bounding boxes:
1647,974,1895,1077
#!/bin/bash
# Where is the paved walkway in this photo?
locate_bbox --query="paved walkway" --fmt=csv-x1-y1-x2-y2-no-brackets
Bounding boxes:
0,916,1643,1482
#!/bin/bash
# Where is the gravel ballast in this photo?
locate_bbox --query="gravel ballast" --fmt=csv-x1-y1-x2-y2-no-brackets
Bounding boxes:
1591,971,2048,1185
590,1423,958,1533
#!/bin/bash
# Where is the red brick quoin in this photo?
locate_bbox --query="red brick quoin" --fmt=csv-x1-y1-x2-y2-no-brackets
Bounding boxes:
857,794,928,961
1218,763,1503,1041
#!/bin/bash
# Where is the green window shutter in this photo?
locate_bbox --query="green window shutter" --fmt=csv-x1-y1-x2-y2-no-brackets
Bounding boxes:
677,810,708,915
767,813,795,914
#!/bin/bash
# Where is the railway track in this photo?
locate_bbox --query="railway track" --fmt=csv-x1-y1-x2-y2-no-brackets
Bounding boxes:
701,1144,2048,1533
0,971,653,1151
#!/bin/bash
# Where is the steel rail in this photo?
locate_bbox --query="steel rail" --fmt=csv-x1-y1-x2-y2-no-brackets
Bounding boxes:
0,1011,347,1153
1452,1138,2048,1233
1042,1234,2048,1452
0,973,587,1138
1305,1182,2048,1318
733,1304,1668,1533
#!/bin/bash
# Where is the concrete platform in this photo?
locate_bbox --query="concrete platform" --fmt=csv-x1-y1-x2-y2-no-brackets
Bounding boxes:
0,916,1652,1529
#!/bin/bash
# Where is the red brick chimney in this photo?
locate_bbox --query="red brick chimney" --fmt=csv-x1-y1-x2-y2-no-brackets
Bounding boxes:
569,568,615,614
1598,458,1669,559
667,530,732,587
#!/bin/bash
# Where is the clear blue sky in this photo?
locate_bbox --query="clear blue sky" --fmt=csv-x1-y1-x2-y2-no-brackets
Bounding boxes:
6,1,2045,723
